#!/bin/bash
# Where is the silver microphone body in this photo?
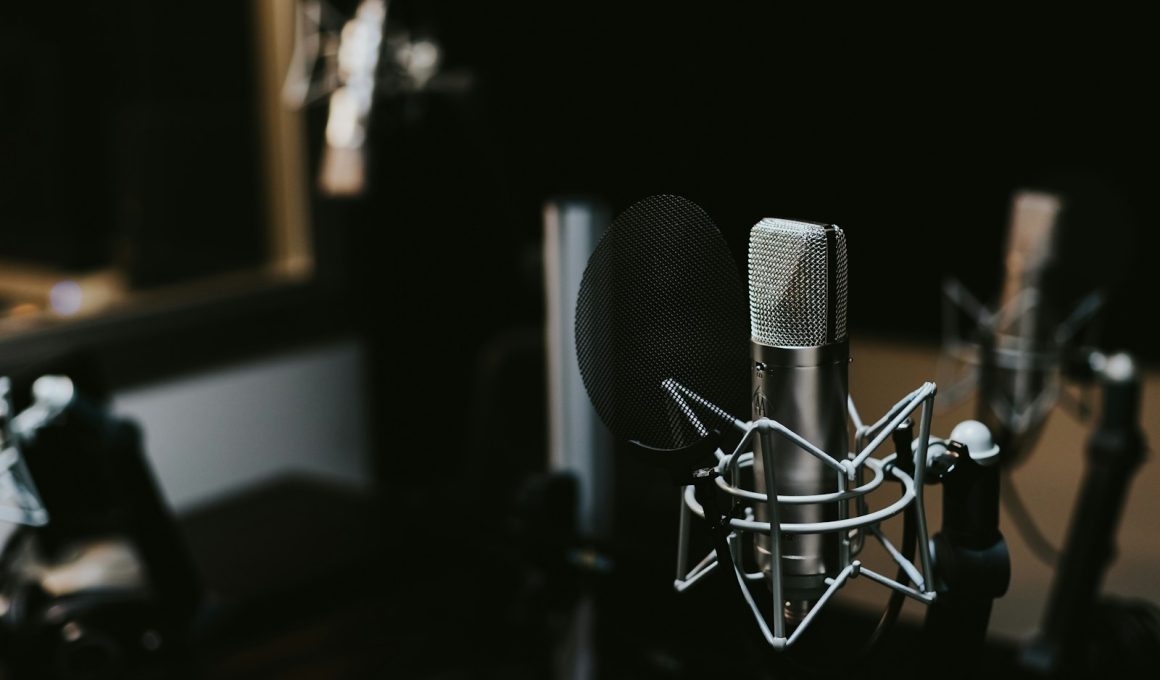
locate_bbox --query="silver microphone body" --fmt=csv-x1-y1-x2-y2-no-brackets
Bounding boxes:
752,342,847,611
748,218,849,620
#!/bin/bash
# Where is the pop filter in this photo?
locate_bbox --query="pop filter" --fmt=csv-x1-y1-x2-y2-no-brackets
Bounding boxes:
574,195,749,454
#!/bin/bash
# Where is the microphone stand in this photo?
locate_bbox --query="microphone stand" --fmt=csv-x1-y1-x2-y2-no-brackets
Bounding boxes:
1020,352,1148,675
923,346,1011,676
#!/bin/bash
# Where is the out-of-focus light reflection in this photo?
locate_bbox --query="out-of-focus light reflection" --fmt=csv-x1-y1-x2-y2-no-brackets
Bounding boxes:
49,281,84,316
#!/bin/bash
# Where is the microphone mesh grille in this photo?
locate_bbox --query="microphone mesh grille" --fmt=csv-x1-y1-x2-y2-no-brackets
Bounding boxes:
749,219,847,346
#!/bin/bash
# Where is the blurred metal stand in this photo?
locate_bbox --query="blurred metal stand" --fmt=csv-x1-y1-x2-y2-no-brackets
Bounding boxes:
281,0,472,197
1021,352,1154,675
544,198,613,539
544,198,612,680
0,375,200,679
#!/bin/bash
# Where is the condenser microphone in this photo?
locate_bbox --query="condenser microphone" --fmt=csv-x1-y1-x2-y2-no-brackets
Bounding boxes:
748,218,848,624
981,190,1063,461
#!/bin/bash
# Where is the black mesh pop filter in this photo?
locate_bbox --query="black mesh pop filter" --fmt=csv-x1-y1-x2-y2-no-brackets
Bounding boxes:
575,195,749,451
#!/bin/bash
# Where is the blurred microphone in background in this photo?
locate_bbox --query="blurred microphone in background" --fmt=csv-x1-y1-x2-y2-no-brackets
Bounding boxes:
938,182,1134,570
941,185,1120,468
978,190,1065,464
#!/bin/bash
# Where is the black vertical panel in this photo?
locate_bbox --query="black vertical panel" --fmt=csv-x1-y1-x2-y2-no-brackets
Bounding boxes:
369,1,1156,358
114,1,266,287
0,1,266,282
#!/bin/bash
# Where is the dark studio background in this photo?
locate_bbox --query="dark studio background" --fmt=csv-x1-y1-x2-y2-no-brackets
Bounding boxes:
379,3,1155,473
0,1,1156,678
371,6,1157,676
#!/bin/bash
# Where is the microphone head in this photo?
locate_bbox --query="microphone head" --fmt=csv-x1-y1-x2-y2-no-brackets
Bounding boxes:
748,219,848,347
